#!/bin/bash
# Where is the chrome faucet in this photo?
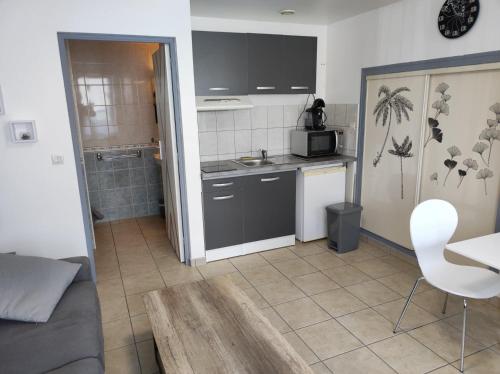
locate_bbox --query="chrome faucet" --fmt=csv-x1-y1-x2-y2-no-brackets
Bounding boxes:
261,149,268,160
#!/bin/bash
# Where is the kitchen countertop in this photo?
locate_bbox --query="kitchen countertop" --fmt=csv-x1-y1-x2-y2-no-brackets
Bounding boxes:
200,154,356,180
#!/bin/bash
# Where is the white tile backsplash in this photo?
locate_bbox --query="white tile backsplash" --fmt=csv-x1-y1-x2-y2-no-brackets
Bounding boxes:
216,111,235,131
197,103,359,161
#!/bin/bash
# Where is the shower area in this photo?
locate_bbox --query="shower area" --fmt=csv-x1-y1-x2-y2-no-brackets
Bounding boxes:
64,38,184,262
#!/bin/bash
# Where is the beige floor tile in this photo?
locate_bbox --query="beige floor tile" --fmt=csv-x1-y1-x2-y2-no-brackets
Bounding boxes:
409,320,485,363
273,258,318,278
337,308,396,345
346,280,400,306
161,265,203,287
256,279,306,305
213,271,252,290
127,293,146,317
333,248,376,264
296,319,363,360
490,343,500,355
100,295,129,323
373,299,438,331
427,365,461,373
380,255,418,273
239,264,287,287
97,277,125,300
136,339,160,374
377,272,431,297
312,288,368,317
242,287,270,309
282,331,320,365
451,349,500,373
443,301,500,346
197,260,238,279
95,256,121,281
291,272,340,296
123,271,165,295
412,289,463,318
321,265,372,287
303,252,346,271
154,252,182,272
118,255,157,277
260,247,299,263
351,258,400,279
369,334,446,374
104,345,141,374
261,307,291,333
289,241,327,257
275,297,331,329
103,317,134,351
309,362,332,374
324,347,395,374
230,253,268,271
131,313,153,343
358,239,390,257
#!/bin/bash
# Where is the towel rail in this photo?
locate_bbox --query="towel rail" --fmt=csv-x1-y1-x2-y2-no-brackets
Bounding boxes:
96,150,142,162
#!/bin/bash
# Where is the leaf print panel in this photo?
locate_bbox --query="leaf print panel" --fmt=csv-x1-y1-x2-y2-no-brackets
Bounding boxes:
420,70,500,242
361,75,426,249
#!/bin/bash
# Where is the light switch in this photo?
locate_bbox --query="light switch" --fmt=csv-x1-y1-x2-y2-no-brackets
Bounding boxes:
51,154,64,165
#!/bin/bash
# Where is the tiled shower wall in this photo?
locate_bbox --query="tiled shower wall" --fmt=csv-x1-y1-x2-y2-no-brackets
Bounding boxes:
68,40,159,148
197,103,358,161
84,147,163,222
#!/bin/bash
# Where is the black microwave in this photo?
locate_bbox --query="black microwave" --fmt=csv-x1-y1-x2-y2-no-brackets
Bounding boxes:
290,129,338,157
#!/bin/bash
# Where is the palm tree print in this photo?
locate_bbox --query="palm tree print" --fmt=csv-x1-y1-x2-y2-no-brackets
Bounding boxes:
388,136,414,199
372,86,414,167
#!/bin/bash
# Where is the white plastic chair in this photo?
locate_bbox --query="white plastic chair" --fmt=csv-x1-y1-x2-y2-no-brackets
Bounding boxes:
394,199,500,373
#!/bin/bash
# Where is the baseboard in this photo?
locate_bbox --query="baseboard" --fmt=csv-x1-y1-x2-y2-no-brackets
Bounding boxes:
188,257,207,267
205,235,296,262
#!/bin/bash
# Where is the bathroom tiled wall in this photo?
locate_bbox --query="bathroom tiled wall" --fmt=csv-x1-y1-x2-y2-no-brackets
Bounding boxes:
197,103,358,161
84,147,163,222
68,41,159,148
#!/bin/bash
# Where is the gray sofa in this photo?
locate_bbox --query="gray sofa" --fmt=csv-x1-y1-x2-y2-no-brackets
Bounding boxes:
0,257,104,374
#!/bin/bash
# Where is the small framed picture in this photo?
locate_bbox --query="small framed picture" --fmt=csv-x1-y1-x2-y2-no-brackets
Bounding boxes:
0,85,5,115
9,121,38,143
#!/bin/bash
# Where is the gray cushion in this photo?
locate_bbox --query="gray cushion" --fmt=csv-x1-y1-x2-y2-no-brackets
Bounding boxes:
0,254,80,322
0,281,104,374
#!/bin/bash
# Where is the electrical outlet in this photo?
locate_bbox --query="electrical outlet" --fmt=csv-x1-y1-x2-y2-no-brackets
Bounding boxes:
51,155,64,165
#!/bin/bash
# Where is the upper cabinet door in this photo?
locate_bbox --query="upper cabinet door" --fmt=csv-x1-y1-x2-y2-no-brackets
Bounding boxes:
247,34,284,94
281,36,317,94
192,31,248,96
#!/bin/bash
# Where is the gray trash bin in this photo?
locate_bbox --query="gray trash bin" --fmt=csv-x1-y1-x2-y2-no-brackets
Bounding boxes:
326,202,363,253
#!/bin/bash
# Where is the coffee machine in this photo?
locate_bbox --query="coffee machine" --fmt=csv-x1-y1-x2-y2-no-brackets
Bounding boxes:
305,98,326,130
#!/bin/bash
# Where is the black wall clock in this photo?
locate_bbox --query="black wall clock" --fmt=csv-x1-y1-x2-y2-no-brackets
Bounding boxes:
438,0,480,39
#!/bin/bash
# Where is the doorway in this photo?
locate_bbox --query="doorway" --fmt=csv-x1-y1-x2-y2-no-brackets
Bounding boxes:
58,33,190,278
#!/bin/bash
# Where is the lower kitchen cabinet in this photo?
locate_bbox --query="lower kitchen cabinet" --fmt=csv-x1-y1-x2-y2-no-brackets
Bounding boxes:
242,171,296,242
202,170,296,250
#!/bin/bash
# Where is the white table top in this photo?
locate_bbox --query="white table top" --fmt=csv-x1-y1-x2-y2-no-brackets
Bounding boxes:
446,232,500,269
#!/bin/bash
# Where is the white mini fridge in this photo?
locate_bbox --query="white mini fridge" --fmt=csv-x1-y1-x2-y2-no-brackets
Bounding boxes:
296,164,346,242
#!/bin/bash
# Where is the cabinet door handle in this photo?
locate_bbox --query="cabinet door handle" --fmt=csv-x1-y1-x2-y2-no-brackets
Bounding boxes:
212,182,234,187
212,195,234,201
208,87,229,91
291,86,309,90
261,177,280,182
256,86,276,90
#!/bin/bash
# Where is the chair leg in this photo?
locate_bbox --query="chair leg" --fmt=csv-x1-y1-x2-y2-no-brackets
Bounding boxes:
442,293,449,314
460,299,467,373
393,276,424,333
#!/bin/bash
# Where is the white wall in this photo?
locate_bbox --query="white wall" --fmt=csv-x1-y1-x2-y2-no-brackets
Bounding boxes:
191,16,328,104
326,0,500,103
0,0,205,260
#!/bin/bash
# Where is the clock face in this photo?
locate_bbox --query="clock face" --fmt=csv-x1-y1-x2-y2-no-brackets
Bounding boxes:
438,0,480,39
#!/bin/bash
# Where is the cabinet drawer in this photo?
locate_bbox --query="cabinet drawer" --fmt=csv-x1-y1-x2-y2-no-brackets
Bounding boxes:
203,177,242,194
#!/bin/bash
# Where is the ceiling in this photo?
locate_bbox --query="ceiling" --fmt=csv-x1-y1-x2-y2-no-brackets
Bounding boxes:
190,0,401,25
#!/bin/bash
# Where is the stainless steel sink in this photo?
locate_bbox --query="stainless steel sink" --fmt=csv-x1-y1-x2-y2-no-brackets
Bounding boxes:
234,159,274,167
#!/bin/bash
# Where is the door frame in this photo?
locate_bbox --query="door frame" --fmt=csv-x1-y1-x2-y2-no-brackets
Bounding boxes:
57,32,192,278
355,50,500,254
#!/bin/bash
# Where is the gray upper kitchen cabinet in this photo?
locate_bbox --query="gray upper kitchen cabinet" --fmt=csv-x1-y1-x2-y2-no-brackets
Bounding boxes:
192,31,248,96
243,171,296,243
247,33,284,94
281,36,317,94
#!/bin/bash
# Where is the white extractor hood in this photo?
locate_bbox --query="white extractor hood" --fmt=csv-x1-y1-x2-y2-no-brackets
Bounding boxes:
196,96,254,111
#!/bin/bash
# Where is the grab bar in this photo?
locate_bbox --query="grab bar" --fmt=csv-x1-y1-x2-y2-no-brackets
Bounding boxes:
96,150,142,162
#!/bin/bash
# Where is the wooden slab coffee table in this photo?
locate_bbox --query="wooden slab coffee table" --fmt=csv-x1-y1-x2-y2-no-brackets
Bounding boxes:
143,277,313,374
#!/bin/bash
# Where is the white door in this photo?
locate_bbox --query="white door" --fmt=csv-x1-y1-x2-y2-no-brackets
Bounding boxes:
152,45,184,262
